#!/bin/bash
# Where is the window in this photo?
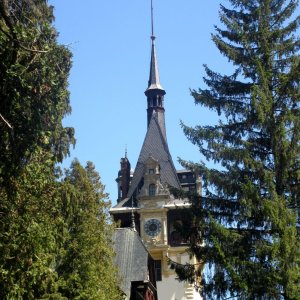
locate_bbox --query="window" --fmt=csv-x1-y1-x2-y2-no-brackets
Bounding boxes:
149,168,154,174
154,260,162,281
158,96,162,106
149,184,156,196
153,96,157,107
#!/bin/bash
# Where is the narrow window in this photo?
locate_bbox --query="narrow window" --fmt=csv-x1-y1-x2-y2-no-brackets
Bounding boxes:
154,260,162,281
149,184,156,196
153,96,157,107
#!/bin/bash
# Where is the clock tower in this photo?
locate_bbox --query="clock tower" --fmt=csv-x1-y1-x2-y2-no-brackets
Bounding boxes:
110,2,202,299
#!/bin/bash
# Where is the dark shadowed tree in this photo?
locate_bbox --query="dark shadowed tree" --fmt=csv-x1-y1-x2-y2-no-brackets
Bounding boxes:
172,0,300,299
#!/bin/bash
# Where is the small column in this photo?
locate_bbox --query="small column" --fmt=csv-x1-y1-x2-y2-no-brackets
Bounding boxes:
162,216,168,245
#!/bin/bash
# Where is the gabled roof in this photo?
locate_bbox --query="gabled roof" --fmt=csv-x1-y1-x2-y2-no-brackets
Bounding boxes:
113,228,151,298
126,112,181,202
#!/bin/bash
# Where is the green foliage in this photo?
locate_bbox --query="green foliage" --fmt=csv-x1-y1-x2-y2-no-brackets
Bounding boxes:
0,1,122,299
0,1,74,298
0,0,75,181
56,160,122,300
178,0,300,298
0,149,65,299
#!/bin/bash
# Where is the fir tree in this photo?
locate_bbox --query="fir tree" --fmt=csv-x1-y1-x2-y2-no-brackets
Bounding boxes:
175,0,300,298
57,160,122,300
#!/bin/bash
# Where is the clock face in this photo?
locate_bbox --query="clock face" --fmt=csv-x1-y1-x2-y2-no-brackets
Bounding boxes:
144,219,161,237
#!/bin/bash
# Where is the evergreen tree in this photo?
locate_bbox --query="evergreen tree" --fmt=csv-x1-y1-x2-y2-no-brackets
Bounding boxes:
0,148,66,299
0,0,74,298
175,0,300,298
0,1,122,298
0,0,75,181
57,160,122,300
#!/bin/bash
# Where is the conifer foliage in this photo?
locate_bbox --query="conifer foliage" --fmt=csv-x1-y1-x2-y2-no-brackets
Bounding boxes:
178,0,300,298
57,160,121,300
0,1,122,298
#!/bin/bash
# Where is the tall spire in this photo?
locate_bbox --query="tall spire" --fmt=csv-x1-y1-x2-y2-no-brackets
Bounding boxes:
145,0,166,129
146,0,164,92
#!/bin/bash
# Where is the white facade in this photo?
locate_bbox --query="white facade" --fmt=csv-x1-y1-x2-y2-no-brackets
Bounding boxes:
157,276,201,300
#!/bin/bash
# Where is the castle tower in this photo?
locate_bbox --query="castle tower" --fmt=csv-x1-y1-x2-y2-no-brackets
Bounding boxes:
111,1,201,299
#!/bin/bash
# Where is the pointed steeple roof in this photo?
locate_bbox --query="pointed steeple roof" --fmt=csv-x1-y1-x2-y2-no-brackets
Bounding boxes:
146,37,164,92
145,0,165,93
126,112,180,200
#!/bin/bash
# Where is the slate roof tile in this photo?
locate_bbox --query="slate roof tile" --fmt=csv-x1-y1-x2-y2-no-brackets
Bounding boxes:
113,228,150,298
125,112,181,203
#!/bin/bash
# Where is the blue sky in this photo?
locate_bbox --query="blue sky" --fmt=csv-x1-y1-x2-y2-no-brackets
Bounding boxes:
46,1,255,203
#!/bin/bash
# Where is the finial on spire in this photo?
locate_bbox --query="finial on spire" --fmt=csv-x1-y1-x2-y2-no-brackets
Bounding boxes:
151,0,155,40
125,144,127,158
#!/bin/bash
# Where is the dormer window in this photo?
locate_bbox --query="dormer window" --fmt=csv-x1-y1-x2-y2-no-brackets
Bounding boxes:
149,184,156,196
149,168,154,174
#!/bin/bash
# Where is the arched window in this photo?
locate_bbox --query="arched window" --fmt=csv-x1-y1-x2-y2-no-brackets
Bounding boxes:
149,184,156,197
